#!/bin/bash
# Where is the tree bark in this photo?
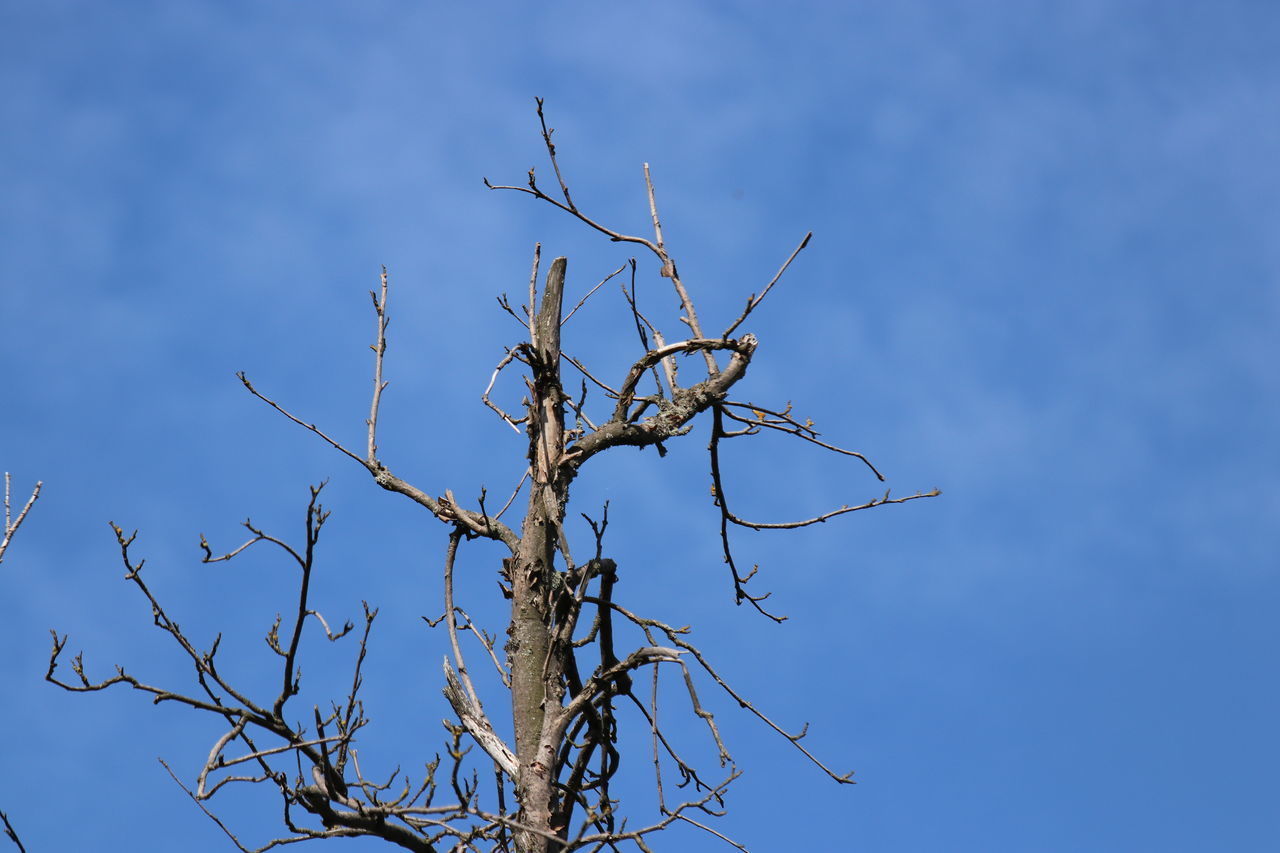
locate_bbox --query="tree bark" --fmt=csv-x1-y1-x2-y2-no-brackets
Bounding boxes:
510,257,569,852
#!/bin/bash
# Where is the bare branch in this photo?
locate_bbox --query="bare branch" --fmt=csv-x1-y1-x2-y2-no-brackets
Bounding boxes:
643,163,666,258
368,266,391,461
618,259,674,397
562,262,626,326
437,531,520,781
275,484,328,717
483,348,529,433
560,646,683,722
494,467,530,521
528,243,541,350
671,632,856,785
1,810,27,853
722,231,812,338
488,111,729,390
442,532,481,710
0,474,41,565
720,400,886,481
561,352,620,400
725,487,941,530
451,606,510,688
486,167,659,259
237,286,521,551
497,292,530,329
671,813,749,852
238,372,367,465
641,163,716,377
535,97,576,211
564,335,757,472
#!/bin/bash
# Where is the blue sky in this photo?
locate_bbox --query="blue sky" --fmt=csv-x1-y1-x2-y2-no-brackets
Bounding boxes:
2,1,1277,850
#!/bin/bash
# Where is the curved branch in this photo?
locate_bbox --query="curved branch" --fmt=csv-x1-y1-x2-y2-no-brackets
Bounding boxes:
566,335,757,468
721,400,886,480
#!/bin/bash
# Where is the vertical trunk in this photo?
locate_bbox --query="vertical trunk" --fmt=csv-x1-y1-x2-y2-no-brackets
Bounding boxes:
510,257,568,852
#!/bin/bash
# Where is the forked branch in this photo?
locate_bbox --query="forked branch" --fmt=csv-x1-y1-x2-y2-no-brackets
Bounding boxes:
46,487,509,853
236,272,519,552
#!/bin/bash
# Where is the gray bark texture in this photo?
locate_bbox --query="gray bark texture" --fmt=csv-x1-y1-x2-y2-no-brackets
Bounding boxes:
509,257,570,850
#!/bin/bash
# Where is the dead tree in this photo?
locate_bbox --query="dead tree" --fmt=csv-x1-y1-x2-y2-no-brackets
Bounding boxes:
46,101,938,853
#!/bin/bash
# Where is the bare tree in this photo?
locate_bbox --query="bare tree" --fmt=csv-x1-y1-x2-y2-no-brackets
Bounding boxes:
45,101,938,853
0,473,41,567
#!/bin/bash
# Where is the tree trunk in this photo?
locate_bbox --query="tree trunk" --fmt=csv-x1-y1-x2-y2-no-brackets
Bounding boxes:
509,257,569,852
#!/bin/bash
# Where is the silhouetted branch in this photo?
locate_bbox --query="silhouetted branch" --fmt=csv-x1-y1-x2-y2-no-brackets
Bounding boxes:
1,810,27,853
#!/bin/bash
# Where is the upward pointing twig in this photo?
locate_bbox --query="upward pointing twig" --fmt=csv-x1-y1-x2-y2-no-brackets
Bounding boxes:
722,231,812,338
367,266,390,461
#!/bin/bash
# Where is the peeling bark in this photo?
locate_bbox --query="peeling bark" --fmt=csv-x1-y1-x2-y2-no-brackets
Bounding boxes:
509,257,569,851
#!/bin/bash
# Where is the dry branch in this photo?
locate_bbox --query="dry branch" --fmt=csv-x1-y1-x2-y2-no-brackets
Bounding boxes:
1,810,27,853
0,473,40,565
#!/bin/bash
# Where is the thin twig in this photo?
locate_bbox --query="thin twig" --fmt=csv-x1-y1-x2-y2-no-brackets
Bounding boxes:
672,813,749,852
644,163,666,257
535,98,576,211
619,260,674,396
528,243,541,351
563,262,626,326
725,488,941,531
1,810,27,853
722,232,812,338
368,267,390,461
720,401,885,480
161,760,259,853
443,532,481,709
561,353,620,399
494,468,529,521
496,293,529,329
642,162,717,377
238,374,365,466
238,368,519,551
483,349,528,433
